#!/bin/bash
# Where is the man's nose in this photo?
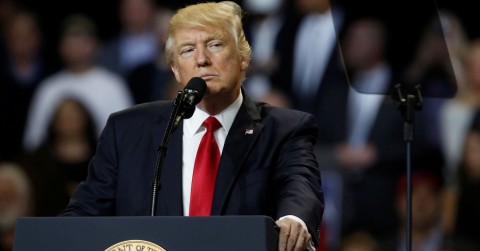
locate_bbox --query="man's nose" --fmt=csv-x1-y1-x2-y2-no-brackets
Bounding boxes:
195,47,211,66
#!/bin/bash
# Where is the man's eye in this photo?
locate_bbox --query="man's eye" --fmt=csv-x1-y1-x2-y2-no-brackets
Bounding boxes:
209,42,223,51
180,48,194,56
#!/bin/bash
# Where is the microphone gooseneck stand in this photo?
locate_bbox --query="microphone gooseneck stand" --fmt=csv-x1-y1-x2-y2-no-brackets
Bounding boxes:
149,77,205,216
392,83,423,251
150,91,184,216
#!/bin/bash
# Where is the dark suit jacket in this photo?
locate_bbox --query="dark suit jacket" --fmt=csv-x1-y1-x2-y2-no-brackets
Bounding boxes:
62,92,324,242
271,6,350,145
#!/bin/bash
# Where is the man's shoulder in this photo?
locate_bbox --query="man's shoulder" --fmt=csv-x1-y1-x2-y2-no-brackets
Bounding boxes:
254,103,319,135
256,103,316,122
109,100,172,121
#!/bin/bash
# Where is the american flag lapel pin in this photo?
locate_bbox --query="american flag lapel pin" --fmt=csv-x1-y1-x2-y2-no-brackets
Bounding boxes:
245,128,254,135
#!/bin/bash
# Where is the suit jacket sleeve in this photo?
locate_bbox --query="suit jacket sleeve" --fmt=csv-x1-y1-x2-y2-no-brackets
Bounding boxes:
61,113,119,216
270,109,324,243
60,99,175,216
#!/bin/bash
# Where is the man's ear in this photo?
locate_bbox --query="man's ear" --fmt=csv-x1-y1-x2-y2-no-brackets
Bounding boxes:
240,57,249,71
171,64,180,82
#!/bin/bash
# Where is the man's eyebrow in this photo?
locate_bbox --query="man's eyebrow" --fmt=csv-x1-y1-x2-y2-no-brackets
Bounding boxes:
207,33,225,42
176,33,226,48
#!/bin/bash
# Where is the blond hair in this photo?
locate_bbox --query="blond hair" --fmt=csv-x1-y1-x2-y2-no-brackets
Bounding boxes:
0,162,32,228
165,1,251,66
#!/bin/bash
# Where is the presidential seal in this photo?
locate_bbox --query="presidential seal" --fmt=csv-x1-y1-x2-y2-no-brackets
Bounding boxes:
105,240,166,251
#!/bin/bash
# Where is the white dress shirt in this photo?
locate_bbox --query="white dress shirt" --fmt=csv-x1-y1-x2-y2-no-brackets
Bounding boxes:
347,63,391,146
293,10,337,100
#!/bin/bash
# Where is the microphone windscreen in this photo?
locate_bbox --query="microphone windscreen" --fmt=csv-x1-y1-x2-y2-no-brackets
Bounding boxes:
184,77,207,104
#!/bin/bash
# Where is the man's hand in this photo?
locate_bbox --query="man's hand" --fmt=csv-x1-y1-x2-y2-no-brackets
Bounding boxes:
276,217,312,251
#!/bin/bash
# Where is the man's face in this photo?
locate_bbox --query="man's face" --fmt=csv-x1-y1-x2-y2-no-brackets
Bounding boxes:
170,26,248,102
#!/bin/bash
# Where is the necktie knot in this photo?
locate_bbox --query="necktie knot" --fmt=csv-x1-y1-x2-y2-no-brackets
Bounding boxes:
203,116,221,132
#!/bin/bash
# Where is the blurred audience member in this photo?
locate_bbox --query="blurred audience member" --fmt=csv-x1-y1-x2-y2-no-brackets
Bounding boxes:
126,5,176,104
244,0,285,74
335,17,408,243
442,112,480,250
96,0,157,77
0,162,32,251
22,14,133,152
439,39,480,184
337,231,379,251
402,10,460,98
0,0,18,31
381,169,476,251
242,0,290,106
439,10,469,93
404,11,469,180
0,10,57,161
22,98,96,216
381,170,443,251
271,0,350,140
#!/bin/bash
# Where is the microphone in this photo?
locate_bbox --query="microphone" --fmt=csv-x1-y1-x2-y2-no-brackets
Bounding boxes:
173,77,207,130
151,77,206,216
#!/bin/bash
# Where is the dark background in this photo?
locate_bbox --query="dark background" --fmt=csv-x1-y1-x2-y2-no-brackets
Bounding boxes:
337,0,476,77
13,0,476,98
16,0,477,44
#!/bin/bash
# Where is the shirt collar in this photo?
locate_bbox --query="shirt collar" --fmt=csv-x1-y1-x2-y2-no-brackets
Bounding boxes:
184,91,243,137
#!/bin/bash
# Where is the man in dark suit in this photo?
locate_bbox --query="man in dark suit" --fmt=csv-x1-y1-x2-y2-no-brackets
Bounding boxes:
95,0,157,77
61,2,324,251
271,0,350,146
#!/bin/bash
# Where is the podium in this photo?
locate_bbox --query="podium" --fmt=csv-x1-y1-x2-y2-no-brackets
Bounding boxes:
13,215,279,251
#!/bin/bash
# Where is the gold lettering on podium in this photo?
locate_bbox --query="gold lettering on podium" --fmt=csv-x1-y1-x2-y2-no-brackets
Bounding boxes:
105,240,166,251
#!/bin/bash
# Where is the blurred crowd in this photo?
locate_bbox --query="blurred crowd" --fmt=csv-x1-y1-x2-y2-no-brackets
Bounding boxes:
0,0,479,250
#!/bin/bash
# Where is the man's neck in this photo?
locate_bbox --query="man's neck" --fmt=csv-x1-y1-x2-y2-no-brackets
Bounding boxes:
198,89,241,115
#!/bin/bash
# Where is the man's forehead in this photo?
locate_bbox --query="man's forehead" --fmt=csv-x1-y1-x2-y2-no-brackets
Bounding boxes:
173,26,229,43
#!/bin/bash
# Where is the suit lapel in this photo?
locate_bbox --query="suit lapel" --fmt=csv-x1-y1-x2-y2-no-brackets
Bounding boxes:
152,104,183,215
211,93,264,215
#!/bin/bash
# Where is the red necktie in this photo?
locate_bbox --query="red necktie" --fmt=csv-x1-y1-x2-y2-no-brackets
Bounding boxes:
189,116,222,216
